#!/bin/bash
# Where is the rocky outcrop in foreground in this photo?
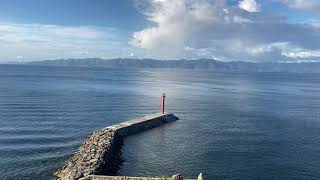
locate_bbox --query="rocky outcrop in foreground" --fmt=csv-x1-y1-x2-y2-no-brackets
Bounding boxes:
54,128,123,179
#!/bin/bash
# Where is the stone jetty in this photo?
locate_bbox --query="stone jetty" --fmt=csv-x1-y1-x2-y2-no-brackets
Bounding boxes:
84,173,203,180
54,113,179,180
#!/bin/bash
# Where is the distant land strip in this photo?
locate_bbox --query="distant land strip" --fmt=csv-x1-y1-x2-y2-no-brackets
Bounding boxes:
9,58,320,73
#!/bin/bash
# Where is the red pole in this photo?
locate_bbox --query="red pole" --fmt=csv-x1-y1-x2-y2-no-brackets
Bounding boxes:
161,93,166,114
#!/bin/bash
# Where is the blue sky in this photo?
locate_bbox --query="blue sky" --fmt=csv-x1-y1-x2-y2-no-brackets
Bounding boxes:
0,0,320,62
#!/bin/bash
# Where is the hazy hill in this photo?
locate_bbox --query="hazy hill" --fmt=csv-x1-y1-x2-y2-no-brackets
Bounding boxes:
26,58,320,73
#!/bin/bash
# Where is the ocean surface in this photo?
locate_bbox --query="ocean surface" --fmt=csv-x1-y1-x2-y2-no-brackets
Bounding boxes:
0,64,320,180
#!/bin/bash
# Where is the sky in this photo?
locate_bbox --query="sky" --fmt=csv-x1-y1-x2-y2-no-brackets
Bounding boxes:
0,0,320,62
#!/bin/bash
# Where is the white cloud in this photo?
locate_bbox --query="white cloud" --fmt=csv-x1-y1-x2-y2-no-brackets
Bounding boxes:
282,50,320,58
131,0,209,57
275,0,320,13
0,23,110,43
246,42,290,56
16,55,23,59
306,20,320,29
247,42,320,60
239,0,260,12
2,0,319,62
233,15,253,23
130,0,256,59
0,22,133,61
130,0,320,62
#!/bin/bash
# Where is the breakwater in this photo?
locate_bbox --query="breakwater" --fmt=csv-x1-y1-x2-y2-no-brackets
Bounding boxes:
84,173,203,180
54,113,179,180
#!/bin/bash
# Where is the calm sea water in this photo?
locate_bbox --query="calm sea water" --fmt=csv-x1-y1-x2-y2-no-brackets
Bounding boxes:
0,65,320,180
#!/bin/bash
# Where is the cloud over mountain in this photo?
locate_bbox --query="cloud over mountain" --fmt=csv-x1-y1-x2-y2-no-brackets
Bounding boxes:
0,0,319,62
131,0,320,62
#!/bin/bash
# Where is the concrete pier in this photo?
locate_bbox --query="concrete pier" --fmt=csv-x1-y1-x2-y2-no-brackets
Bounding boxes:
54,113,179,180
84,174,200,180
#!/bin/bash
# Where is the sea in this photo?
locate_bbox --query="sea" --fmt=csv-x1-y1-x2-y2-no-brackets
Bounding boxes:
0,64,319,180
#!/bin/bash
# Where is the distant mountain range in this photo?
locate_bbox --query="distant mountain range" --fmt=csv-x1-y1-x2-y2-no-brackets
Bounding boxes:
24,58,320,73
